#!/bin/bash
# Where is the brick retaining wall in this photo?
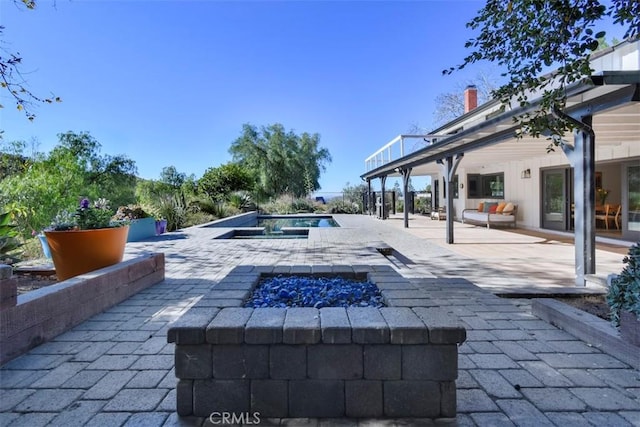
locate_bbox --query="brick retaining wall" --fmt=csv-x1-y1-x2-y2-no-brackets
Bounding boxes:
1,253,165,364
0,265,17,310
168,265,466,419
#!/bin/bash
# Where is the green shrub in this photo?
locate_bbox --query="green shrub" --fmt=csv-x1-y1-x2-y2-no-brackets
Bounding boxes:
184,211,216,228
189,199,218,216
258,194,327,214
606,242,640,327
260,195,291,214
0,211,22,264
21,237,43,261
113,204,150,221
327,201,359,214
156,195,187,232
291,198,316,213
260,194,291,214
227,192,254,212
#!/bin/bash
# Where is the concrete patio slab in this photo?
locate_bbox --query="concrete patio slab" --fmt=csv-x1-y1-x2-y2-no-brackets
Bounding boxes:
1,213,638,426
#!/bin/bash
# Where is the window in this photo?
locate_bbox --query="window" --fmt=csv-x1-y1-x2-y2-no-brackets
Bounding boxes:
467,173,504,199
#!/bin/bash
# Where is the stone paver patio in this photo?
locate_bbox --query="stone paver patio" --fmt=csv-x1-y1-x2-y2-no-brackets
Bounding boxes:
1,213,638,426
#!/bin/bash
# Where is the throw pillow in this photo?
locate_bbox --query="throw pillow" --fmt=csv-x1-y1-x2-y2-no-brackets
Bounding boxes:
496,202,507,213
484,202,498,212
489,205,498,214
477,202,484,212
502,202,515,215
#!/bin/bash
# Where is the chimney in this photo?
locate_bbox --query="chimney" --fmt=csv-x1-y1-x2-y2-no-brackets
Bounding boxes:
464,85,478,113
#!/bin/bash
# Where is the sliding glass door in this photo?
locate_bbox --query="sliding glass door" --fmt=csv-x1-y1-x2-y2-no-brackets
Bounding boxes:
624,163,640,241
542,168,572,230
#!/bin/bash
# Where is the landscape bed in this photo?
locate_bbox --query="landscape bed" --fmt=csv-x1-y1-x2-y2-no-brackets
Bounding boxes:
168,265,467,419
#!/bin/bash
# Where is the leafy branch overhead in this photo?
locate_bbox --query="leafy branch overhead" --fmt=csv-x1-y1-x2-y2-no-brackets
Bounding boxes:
0,1,61,121
445,0,639,141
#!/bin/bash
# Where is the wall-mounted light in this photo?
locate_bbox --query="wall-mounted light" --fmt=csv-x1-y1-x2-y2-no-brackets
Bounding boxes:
460,183,464,189
521,169,531,179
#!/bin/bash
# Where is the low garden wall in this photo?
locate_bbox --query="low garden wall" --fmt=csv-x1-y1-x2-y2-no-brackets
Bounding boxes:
168,265,466,419
201,211,258,228
533,298,640,370
0,253,165,364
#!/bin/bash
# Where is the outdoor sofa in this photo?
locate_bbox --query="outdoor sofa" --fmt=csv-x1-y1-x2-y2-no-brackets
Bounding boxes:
462,201,518,228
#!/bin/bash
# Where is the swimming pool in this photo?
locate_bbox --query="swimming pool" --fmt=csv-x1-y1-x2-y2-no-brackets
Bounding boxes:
213,214,339,239
257,215,339,231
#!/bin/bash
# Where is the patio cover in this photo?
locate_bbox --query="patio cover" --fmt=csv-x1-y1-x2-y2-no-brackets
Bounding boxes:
361,42,640,286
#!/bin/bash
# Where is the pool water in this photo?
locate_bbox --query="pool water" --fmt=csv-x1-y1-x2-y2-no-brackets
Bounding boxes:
213,215,339,239
257,216,339,231
232,231,308,239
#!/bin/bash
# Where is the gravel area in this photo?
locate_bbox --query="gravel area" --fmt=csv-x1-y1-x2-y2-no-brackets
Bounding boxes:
553,294,611,321
14,273,59,295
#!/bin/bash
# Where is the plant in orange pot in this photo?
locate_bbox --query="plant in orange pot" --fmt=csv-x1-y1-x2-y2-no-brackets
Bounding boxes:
44,198,129,281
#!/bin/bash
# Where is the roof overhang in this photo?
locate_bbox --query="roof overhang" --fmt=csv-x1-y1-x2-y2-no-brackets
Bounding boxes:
361,71,640,181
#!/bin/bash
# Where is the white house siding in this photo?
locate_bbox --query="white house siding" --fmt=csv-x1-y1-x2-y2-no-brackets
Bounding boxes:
449,140,638,230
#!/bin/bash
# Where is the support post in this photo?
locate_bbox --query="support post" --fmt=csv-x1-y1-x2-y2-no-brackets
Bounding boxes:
555,110,596,286
399,168,413,228
367,179,372,215
380,176,387,219
437,154,464,244
410,191,415,215
371,191,376,216
391,191,396,215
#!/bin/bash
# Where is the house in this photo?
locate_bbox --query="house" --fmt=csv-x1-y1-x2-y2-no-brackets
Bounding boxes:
361,38,640,286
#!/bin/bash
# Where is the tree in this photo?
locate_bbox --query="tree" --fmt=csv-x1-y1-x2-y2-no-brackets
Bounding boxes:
342,182,367,205
198,162,254,205
137,166,192,204
229,123,332,199
160,166,187,190
1,1,61,121
392,181,402,198
135,165,198,229
445,0,639,142
1,142,86,236
136,178,170,208
433,71,498,125
0,131,137,236
0,140,32,180
54,131,138,207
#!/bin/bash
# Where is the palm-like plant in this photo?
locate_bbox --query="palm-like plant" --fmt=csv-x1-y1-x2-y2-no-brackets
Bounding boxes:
0,211,22,264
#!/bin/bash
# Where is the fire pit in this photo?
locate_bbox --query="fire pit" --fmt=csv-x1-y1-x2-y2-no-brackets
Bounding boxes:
168,265,466,419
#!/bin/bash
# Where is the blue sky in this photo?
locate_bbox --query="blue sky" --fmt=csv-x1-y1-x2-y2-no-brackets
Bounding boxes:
0,1,626,194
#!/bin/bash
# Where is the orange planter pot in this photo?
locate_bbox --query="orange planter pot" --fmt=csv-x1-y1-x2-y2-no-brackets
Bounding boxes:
44,226,129,281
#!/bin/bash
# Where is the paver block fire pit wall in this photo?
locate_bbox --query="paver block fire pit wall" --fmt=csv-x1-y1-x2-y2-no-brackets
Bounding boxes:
167,265,467,419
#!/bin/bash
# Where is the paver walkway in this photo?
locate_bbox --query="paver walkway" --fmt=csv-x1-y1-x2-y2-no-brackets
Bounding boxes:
1,214,638,426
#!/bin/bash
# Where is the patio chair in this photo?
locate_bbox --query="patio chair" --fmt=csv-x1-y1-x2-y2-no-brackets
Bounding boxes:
595,204,611,229
430,206,446,221
608,204,621,230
